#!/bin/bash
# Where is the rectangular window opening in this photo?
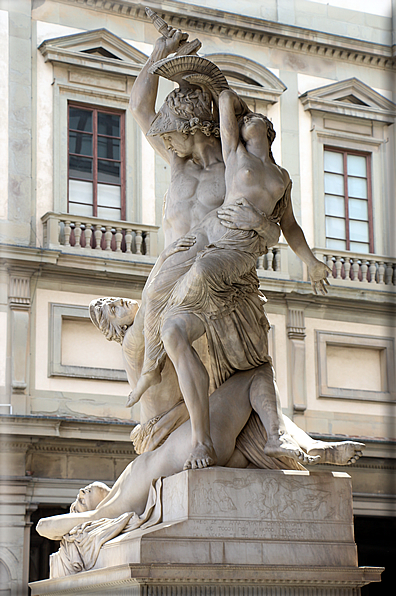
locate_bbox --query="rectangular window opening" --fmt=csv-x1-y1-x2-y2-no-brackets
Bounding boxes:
324,147,373,254
68,104,125,220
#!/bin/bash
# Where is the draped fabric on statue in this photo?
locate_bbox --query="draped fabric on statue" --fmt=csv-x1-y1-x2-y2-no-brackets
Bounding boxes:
50,479,163,578
236,410,306,471
140,183,291,390
141,229,271,389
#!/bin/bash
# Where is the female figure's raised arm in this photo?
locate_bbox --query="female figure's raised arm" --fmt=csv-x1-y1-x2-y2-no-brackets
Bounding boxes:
129,29,187,163
218,89,249,163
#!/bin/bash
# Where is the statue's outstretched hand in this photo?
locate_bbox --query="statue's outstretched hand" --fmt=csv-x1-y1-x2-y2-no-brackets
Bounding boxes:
163,234,196,260
308,260,332,295
154,27,188,56
217,198,280,247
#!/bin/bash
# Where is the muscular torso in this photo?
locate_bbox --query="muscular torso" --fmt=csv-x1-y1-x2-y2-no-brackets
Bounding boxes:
162,156,226,247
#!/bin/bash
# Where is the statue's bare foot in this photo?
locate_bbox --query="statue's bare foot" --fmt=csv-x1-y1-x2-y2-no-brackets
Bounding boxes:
125,369,161,407
264,432,320,465
183,442,217,470
306,440,365,465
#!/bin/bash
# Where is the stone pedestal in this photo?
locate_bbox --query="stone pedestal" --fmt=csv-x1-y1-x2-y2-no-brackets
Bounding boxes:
30,468,383,595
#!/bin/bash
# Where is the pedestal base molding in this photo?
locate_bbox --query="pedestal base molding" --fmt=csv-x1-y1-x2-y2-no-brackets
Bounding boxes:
29,563,383,596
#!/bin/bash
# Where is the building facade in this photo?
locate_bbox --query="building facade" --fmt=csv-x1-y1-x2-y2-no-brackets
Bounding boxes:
0,0,395,594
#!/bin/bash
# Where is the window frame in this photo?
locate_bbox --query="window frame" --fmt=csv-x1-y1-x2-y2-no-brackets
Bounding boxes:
324,146,374,254
67,101,126,221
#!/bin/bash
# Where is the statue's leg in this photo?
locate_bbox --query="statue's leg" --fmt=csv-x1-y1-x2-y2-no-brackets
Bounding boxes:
36,369,255,541
283,416,365,465
249,365,319,465
225,448,250,468
162,313,217,470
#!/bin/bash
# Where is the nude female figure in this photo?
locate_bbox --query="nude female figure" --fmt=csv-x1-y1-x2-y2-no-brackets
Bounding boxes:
124,88,330,471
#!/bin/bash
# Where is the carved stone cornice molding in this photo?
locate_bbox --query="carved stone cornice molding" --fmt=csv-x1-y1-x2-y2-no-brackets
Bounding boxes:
54,0,395,70
0,440,31,454
27,442,135,457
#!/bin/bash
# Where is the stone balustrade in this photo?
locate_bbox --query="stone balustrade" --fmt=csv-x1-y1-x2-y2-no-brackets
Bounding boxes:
41,212,159,257
40,215,394,289
256,243,290,279
314,248,395,286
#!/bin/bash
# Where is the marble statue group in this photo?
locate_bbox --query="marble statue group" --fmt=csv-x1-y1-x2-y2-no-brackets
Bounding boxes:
36,13,364,576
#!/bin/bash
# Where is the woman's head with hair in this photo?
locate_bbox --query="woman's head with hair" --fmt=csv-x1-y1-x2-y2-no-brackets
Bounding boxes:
241,112,277,164
89,297,139,345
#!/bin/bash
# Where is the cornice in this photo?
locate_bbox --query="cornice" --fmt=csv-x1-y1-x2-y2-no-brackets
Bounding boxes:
26,442,135,456
0,414,135,444
0,243,156,285
1,243,394,309
54,0,395,70
39,28,149,78
42,48,142,78
300,77,396,124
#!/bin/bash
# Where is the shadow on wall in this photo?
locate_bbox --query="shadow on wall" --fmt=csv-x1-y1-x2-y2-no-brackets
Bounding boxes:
29,506,68,586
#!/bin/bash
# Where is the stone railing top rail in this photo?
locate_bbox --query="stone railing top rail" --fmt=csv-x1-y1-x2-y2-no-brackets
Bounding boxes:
41,212,159,234
41,211,160,257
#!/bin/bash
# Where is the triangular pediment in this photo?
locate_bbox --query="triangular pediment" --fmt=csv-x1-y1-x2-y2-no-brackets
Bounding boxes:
39,29,148,77
300,78,396,124
205,54,286,104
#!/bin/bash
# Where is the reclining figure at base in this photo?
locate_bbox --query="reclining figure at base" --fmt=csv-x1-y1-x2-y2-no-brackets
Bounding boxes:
37,345,364,543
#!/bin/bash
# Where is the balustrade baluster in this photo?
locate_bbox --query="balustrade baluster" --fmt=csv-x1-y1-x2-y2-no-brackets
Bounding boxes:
74,222,82,247
326,255,334,277
344,258,351,281
256,255,264,270
125,228,133,253
274,249,280,272
84,225,92,249
369,260,377,284
351,258,360,281
94,225,102,250
385,262,394,285
335,256,342,279
64,221,71,246
266,248,274,271
115,227,123,252
361,260,368,282
135,230,143,255
378,261,385,285
104,226,113,251
145,233,150,256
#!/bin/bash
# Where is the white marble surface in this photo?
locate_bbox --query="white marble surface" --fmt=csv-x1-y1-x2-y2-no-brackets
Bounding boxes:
92,468,357,569
30,468,384,596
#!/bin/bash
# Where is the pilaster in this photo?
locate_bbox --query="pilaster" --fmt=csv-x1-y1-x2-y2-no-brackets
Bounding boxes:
287,304,307,418
9,274,31,415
